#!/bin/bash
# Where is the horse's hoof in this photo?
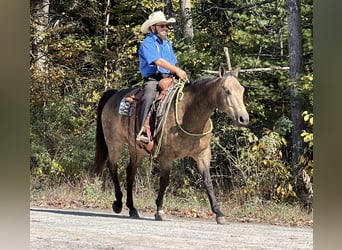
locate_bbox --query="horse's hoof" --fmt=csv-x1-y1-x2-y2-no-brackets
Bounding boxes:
154,210,165,221
112,201,122,214
216,216,226,225
129,209,140,218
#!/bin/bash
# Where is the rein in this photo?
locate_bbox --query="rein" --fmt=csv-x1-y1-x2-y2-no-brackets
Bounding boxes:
174,80,213,137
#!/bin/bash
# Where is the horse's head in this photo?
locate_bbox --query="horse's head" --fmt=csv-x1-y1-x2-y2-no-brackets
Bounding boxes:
217,67,249,127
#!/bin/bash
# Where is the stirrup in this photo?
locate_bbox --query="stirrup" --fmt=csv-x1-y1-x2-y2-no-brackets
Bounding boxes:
136,135,149,143
136,127,149,143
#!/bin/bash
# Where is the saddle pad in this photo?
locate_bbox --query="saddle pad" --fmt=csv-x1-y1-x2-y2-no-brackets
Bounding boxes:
118,88,140,116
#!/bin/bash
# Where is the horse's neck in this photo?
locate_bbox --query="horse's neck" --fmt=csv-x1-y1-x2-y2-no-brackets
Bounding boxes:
180,80,218,131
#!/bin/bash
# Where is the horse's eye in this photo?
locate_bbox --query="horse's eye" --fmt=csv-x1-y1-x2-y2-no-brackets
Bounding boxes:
225,89,231,95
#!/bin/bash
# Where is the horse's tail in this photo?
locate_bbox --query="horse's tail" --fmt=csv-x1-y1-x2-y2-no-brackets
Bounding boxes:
92,89,118,174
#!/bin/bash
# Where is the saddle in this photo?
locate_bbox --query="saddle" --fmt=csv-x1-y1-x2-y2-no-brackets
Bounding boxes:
118,77,177,154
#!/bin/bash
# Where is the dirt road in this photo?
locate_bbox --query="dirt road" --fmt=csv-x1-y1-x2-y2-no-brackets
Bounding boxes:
30,207,312,249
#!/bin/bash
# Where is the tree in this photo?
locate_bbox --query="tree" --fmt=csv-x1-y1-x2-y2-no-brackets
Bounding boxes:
30,0,50,74
104,0,111,90
180,0,194,43
286,0,305,166
30,0,50,109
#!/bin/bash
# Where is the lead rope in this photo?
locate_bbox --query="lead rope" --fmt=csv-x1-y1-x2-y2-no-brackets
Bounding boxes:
175,79,213,137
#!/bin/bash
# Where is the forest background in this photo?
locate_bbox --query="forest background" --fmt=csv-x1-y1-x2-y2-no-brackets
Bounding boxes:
30,0,313,224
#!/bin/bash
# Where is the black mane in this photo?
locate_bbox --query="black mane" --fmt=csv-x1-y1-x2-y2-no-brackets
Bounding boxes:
188,76,217,86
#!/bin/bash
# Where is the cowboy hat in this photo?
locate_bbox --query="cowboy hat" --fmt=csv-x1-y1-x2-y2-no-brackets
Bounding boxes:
141,11,176,34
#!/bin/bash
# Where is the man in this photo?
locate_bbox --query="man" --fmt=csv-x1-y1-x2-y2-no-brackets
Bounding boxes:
137,11,187,142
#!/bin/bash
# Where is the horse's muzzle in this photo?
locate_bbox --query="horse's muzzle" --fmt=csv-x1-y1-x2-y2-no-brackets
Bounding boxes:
236,113,249,126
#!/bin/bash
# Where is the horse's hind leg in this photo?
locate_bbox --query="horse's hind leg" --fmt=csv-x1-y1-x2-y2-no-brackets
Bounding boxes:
125,151,142,218
107,160,123,213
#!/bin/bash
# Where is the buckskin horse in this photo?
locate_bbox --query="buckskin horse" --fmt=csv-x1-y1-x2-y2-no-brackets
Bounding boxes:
92,67,249,224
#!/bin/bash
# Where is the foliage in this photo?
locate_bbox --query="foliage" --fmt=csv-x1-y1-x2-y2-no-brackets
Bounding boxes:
299,110,313,203
236,128,297,202
30,0,313,205
30,0,103,181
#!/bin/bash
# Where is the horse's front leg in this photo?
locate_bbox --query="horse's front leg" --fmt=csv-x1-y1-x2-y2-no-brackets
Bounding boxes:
125,154,141,218
196,153,226,224
155,161,172,221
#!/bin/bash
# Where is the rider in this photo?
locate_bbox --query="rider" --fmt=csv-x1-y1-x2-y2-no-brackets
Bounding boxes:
137,11,187,142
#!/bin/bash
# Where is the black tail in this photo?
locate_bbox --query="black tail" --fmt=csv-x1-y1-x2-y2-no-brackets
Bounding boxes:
92,89,118,174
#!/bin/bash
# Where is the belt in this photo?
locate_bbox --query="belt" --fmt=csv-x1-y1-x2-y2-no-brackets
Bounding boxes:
143,73,172,82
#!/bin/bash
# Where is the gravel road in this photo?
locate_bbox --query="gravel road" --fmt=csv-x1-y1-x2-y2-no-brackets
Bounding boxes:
30,207,312,249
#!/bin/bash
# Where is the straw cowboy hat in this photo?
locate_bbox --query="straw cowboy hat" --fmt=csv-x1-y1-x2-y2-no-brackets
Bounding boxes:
141,11,176,34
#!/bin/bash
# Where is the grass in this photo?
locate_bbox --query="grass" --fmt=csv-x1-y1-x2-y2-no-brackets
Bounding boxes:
30,175,313,227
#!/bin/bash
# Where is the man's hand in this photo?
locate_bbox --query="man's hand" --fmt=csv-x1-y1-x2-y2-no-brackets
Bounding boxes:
175,68,187,80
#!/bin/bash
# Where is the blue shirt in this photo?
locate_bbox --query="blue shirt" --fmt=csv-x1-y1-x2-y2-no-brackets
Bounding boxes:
138,33,178,78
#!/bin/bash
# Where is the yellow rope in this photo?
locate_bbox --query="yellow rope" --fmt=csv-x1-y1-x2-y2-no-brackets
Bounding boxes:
174,79,213,137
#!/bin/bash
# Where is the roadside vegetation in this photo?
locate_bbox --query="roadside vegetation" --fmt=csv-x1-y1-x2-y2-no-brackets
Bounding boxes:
30,173,312,227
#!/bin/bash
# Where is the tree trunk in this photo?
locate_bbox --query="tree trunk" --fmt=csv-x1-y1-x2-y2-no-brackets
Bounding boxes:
286,0,304,167
30,0,50,75
104,0,111,90
287,0,310,208
165,0,175,18
179,0,194,43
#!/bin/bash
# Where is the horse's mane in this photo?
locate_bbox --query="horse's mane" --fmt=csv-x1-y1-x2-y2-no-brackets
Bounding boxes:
188,76,217,86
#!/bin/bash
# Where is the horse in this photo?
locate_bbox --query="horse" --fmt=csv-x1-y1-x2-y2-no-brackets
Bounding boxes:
92,67,249,224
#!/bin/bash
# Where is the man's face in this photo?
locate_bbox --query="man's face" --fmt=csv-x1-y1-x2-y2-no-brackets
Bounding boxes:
152,22,168,40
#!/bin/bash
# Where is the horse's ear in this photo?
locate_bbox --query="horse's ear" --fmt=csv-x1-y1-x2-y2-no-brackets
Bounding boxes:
232,66,241,78
218,65,226,78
